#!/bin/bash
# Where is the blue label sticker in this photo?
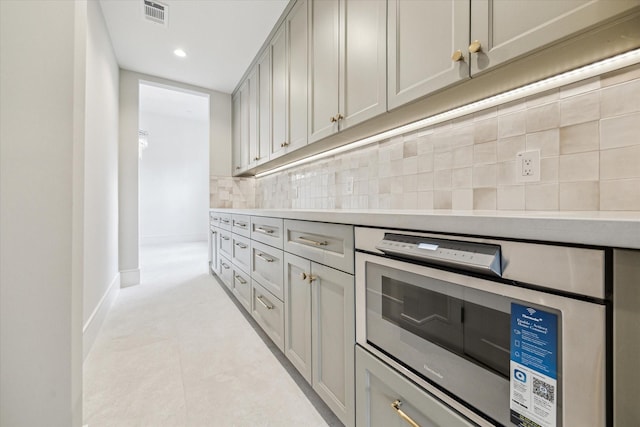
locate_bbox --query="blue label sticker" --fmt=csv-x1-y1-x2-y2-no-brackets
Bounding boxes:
510,303,558,379
510,303,559,427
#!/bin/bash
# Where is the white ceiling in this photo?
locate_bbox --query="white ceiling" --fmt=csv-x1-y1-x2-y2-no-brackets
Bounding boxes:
139,82,210,121
99,0,288,94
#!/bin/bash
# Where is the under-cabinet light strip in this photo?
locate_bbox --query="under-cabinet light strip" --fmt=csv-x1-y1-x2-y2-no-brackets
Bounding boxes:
255,48,640,179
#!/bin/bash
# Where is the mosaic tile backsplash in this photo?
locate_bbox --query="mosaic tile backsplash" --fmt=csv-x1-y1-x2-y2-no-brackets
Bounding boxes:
214,64,640,211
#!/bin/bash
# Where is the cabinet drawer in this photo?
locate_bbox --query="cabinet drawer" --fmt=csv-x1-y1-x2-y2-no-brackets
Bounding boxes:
219,213,232,230
251,216,284,249
219,229,232,259
252,281,284,352
218,255,234,292
284,220,354,274
232,266,251,312
209,211,221,226
232,233,251,274
251,240,284,301
232,214,251,237
355,347,474,427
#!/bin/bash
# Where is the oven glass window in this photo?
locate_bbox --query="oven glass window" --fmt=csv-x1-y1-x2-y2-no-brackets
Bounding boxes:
380,274,510,378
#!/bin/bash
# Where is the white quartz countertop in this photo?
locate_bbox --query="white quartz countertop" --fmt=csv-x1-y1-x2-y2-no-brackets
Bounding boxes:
210,209,640,250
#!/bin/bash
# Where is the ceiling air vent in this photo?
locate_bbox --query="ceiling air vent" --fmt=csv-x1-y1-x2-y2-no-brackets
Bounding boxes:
143,0,168,27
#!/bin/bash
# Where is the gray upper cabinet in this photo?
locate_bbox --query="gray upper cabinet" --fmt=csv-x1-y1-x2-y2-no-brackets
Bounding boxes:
231,91,242,174
272,0,309,160
469,0,640,76
256,49,271,167
247,66,259,169
387,0,470,110
309,0,387,143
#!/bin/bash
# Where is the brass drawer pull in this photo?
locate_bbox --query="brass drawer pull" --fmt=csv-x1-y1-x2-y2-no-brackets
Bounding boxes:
234,274,247,285
256,294,274,310
256,252,274,263
300,272,317,283
235,242,248,249
255,226,275,235
391,400,420,427
297,236,328,247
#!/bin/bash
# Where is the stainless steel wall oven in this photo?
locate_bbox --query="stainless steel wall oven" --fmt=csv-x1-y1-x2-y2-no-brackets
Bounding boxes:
355,226,610,427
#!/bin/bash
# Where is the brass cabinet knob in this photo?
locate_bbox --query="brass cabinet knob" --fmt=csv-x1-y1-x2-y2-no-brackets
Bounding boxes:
468,40,482,53
301,272,308,280
330,116,337,123
235,166,240,170
280,141,290,148
335,113,344,121
451,50,464,62
254,156,260,161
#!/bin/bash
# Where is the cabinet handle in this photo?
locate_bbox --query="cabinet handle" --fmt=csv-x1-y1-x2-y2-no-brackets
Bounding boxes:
254,156,260,161
296,236,328,246
212,217,220,221
391,400,420,427
210,230,217,235
234,274,247,285
221,236,230,241
468,40,482,53
234,221,248,228
256,252,274,263
451,50,464,62
221,262,230,270
301,272,308,280
336,113,344,121
300,272,317,283
235,166,241,170
235,242,248,249
330,116,337,123
221,218,230,224
256,294,274,310
280,141,290,148
255,226,274,235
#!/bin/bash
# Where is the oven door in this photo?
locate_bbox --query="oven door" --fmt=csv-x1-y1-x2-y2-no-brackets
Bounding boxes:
355,252,606,427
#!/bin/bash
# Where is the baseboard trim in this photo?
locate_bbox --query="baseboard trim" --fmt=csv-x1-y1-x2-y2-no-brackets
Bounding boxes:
83,273,120,360
120,268,140,287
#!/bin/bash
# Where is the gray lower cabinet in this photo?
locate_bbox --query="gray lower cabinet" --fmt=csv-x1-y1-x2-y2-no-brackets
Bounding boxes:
218,255,234,292
232,266,251,312
284,252,355,427
251,280,285,352
355,347,474,427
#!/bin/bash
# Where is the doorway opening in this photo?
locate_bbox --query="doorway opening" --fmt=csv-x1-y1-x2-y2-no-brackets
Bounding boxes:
138,82,210,247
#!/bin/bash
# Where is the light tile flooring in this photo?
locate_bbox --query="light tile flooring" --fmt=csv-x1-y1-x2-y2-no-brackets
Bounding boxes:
83,242,339,426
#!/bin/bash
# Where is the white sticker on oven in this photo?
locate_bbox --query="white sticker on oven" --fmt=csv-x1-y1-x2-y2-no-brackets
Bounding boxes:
510,303,558,427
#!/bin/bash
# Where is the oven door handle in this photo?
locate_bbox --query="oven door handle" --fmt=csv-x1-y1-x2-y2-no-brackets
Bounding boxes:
391,400,420,427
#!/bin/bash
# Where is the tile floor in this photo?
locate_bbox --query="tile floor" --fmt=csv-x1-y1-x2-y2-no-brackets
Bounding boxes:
83,242,339,426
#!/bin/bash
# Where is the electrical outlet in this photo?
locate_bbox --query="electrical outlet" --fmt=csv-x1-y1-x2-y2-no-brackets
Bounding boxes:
346,177,354,195
516,150,540,183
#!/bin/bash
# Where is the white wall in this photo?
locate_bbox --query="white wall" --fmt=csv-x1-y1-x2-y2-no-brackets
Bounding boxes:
119,70,231,286
139,111,209,244
1,1,85,425
83,0,120,357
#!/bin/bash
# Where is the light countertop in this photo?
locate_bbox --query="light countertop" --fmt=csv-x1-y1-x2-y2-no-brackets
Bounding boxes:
210,209,640,250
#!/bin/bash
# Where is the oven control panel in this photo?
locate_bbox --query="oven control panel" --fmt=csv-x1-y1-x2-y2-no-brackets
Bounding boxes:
376,234,502,276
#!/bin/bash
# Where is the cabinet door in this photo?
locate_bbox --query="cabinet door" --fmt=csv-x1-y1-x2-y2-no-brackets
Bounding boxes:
470,0,640,76
312,262,355,427
340,0,387,130
286,0,309,150
232,266,251,312
257,49,271,165
355,347,474,427
387,0,470,110
271,25,287,158
247,66,259,168
308,0,340,143
231,91,242,175
238,79,251,174
284,252,312,383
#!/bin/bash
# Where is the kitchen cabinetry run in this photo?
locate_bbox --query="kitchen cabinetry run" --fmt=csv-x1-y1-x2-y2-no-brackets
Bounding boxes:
355,347,474,427
308,0,387,143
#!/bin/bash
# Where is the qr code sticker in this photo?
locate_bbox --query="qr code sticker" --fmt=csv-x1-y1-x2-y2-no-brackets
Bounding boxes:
533,377,555,403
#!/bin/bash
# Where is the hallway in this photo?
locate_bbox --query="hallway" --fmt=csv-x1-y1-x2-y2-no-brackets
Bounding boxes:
83,242,334,426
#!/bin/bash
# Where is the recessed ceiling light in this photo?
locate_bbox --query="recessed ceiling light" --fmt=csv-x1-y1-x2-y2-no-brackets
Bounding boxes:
173,49,187,58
